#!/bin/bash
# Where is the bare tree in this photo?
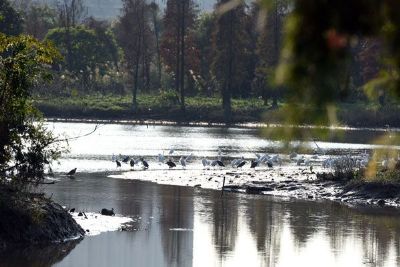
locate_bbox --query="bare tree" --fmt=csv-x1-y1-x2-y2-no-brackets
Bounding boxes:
161,0,197,112
117,0,154,111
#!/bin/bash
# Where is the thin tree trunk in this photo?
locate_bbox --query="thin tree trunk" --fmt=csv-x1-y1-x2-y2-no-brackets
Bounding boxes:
151,5,162,89
179,0,185,112
64,2,73,72
133,6,144,112
175,0,181,96
271,0,279,109
223,10,233,123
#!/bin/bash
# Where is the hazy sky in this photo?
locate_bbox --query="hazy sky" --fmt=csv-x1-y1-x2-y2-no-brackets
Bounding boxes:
81,0,216,19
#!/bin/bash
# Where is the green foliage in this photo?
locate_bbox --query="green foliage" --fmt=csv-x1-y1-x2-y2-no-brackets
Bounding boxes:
194,13,216,95
23,3,58,40
159,90,180,106
0,0,23,36
46,26,118,77
0,34,63,191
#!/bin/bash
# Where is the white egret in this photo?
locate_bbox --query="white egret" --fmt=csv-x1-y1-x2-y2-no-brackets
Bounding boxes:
179,157,186,168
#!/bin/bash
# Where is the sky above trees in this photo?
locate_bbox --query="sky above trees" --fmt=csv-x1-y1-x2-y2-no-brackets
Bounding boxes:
40,0,218,19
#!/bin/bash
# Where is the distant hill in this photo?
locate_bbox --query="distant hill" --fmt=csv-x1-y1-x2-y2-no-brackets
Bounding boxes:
70,0,217,20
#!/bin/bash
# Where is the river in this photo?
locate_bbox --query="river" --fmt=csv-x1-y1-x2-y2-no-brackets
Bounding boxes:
1,122,400,267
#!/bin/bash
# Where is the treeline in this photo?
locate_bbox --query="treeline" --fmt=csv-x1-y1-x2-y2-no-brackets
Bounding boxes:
1,0,382,121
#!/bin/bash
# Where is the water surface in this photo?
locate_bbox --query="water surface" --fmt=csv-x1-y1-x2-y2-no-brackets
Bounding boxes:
2,122,400,267
14,175,400,267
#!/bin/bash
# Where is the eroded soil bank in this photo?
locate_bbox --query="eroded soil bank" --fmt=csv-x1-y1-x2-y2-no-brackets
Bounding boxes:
0,185,84,251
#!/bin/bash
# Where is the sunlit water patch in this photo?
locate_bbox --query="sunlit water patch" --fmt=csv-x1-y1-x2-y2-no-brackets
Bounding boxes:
45,122,400,174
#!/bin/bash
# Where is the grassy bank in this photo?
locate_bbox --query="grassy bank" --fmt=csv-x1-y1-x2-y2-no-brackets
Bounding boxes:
33,94,400,127
33,94,271,123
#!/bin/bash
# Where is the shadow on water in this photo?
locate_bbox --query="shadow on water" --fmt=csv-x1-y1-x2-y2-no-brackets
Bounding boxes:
2,172,400,266
0,239,81,267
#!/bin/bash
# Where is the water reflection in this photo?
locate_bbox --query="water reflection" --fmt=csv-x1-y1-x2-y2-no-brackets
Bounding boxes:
193,189,400,267
2,174,400,267
0,239,80,267
159,186,194,267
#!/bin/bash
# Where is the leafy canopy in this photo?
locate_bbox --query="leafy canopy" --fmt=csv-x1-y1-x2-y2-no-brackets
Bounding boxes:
0,0,23,36
0,33,63,190
46,26,118,76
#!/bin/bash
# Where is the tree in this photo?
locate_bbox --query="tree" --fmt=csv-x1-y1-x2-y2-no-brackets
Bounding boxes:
46,26,118,90
84,17,119,72
0,0,23,36
117,0,154,111
194,13,216,96
161,0,198,112
0,34,62,190
211,0,252,122
253,0,287,107
23,2,58,40
56,0,87,71
149,2,162,89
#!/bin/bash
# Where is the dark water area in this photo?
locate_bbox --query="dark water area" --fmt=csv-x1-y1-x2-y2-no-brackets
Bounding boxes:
1,173,400,267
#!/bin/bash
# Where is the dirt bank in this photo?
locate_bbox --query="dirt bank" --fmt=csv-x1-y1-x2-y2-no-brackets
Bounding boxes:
0,185,84,251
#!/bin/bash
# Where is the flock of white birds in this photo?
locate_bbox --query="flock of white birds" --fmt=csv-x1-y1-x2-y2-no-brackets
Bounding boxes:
108,145,394,172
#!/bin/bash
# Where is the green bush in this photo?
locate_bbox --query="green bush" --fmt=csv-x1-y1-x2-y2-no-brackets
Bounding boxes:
158,90,180,107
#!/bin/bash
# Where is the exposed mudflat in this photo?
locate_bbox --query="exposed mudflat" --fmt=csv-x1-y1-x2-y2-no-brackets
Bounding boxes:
109,164,400,208
70,212,134,236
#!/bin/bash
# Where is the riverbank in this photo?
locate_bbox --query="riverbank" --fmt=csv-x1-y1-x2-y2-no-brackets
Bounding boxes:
109,164,400,208
0,185,84,251
33,94,400,128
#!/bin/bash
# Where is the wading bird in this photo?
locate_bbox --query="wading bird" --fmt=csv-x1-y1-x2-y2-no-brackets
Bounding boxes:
141,158,149,169
216,160,225,167
122,156,130,163
166,160,176,168
185,153,194,162
67,168,77,176
158,153,165,164
179,157,186,168
237,161,246,168
266,160,273,168
250,160,258,168
202,158,210,167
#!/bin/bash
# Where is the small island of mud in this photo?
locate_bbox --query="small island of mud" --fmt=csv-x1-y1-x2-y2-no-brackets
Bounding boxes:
0,184,84,252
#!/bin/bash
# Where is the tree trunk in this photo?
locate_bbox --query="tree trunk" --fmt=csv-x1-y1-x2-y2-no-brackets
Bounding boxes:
132,8,144,112
179,0,185,112
175,1,181,95
223,10,233,123
151,6,162,89
272,95,278,108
